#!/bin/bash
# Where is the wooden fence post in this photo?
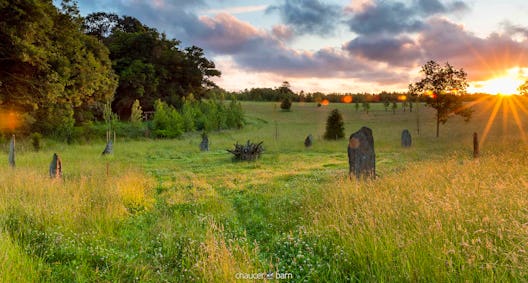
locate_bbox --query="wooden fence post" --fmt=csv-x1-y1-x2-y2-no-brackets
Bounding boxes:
473,132,479,158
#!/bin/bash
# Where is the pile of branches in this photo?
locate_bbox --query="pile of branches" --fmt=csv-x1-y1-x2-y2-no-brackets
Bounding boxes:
227,140,263,161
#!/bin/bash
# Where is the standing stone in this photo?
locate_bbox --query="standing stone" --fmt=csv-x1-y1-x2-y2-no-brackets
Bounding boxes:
401,129,412,148
49,153,62,179
304,134,313,147
8,134,15,167
102,140,113,155
200,133,209,151
348,127,376,179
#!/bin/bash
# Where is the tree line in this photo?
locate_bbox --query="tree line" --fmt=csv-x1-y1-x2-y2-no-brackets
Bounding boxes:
0,0,236,140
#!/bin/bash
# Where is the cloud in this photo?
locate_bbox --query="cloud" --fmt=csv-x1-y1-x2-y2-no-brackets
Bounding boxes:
74,0,528,92
418,18,528,80
346,0,469,35
192,13,407,84
415,0,468,14
343,35,422,66
195,13,264,54
202,5,268,15
502,21,528,40
341,16,528,81
272,25,294,41
267,0,342,36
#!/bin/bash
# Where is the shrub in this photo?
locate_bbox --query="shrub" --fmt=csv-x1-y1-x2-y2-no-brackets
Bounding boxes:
226,100,244,129
280,98,292,111
30,133,42,151
130,99,143,124
181,100,196,132
324,109,345,140
151,100,184,138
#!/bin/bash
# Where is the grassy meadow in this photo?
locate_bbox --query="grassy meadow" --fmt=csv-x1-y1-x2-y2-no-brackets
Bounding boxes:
2,96,528,282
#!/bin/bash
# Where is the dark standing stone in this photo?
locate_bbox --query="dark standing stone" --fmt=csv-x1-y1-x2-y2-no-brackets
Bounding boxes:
8,134,15,168
348,127,375,179
102,140,113,155
304,134,313,147
401,129,412,148
49,153,62,179
200,133,209,151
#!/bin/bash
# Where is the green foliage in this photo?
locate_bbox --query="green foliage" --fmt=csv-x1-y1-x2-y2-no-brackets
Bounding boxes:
30,133,42,151
1,101,528,281
409,60,473,137
195,99,244,132
324,109,345,140
103,102,118,135
227,99,244,129
151,100,184,138
129,99,143,124
280,98,292,111
33,105,75,142
83,13,221,119
0,0,117,137
181,99,196,132
362,101,370,114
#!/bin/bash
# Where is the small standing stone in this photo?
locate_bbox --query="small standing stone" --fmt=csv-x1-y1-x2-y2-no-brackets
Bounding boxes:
348,127,376,179
200,133,209,151
102,140,113,155
304,134,313,147
8,134,15,168
401,129,412,148
49,153,62,179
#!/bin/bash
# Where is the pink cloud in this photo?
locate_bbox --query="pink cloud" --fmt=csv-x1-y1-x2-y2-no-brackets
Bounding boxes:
272,24,294,41
197,13,264,53
419,18,528,80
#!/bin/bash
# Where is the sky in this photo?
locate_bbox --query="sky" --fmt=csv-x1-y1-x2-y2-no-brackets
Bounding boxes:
64,0,528,94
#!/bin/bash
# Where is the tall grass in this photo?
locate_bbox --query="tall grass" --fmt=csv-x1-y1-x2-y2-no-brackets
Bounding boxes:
308,146,528,281
1,97,528,281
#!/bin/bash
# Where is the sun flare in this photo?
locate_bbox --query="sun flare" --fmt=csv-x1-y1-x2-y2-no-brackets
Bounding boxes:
469,68,526,95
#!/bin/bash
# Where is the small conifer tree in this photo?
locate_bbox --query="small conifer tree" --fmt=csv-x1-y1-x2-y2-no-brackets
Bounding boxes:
324,109,345,140
130,99,143,124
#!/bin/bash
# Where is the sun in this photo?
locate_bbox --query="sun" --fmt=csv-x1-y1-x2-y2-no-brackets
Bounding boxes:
480,76,523,95
469,68,526,95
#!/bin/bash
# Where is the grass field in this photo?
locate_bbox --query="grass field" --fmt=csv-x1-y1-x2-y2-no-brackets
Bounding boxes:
2,96,528,282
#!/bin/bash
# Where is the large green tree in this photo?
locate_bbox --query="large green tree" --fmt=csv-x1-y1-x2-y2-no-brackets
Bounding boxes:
409,60,472,137
0,0,117,135
83,13,221,119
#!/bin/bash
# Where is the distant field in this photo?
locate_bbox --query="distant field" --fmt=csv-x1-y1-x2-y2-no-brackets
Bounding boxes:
2,96,528,282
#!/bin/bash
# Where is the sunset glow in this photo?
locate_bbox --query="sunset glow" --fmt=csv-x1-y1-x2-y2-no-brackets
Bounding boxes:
469,68,526,95
341,95,353,103
69,1,528,94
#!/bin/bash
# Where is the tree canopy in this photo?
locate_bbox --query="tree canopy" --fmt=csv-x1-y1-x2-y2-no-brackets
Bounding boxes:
409,60,473,137
0,1,224,137
83,12,221,119
0,0,117,135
